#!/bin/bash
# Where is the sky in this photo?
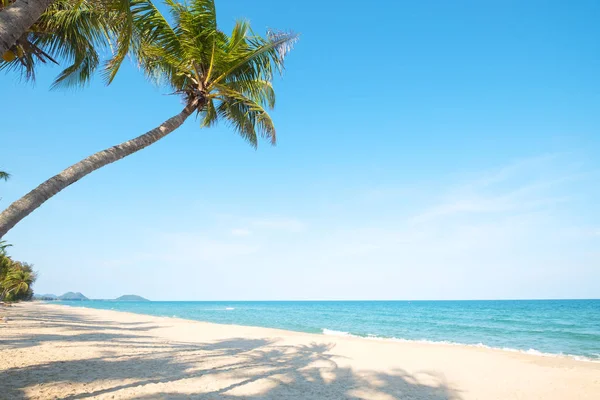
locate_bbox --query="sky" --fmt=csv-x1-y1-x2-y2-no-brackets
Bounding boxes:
1,0,599,300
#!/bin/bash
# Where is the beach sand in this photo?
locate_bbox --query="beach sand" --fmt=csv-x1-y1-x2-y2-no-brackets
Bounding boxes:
0,303,598,399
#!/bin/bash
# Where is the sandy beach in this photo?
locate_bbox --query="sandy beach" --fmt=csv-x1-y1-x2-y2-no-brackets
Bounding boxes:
0,303,599,399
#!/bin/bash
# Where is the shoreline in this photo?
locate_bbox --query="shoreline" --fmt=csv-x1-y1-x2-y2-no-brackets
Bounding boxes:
2,302,599,399
53,301,600,364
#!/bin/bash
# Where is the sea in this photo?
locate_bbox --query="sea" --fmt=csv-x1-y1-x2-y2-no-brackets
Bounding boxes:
58,299,600,362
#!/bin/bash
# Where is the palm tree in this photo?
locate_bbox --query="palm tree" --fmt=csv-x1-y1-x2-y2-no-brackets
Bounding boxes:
0,0,57,55
1,263,36,301
0,0,296,239
1,0,137,87
0,241,14,290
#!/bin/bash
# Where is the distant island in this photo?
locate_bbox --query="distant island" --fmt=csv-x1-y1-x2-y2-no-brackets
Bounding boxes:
33,292,89,301
34,294,58,301
58,292,89,301
114,295,150,302
33,293,149,301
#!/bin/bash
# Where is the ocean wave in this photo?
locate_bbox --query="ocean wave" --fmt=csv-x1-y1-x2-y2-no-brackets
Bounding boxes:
322,328,353,337
321,328,600,363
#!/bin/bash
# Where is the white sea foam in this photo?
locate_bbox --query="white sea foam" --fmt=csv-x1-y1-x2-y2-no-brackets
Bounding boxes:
322,328,352,336
321,329,600,363
225,307,235,310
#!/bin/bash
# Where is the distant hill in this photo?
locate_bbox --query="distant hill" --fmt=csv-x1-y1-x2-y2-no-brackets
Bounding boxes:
33,294,58,300
114,295,150,302
58,292,89,301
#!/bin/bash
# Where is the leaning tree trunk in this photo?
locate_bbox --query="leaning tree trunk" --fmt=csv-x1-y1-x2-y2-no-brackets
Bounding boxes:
0,0,57,55
0,104,196,239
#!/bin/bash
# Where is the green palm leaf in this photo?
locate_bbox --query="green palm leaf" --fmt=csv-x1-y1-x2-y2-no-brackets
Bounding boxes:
1,262,36,300
0,240,11,255
132,0,297,147
1,0,138,88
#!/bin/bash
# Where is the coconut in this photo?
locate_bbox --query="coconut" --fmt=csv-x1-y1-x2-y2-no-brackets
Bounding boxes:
2,50,16,62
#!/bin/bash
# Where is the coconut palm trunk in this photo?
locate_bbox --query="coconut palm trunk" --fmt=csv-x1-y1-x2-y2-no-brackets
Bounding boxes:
0,0,57,55
0,102,196,238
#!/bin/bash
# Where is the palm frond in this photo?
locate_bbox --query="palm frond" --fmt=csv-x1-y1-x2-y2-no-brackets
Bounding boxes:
214,84,276,146
102,0,137,84
221,79,275,108
131,0,185,86
1,0,139,87
0,240,11,255
128,0,297,146
209,30,298,88
199,97,218,127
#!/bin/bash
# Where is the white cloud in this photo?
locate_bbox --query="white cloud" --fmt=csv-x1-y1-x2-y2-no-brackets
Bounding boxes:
231,228,252,237
59,153,599,300
160,233,260,262
310,154,596,293
464,153,561,188
103,232,260,268
581,228,600,238
408,155,578,224
215,214,306,234
247,217,306,233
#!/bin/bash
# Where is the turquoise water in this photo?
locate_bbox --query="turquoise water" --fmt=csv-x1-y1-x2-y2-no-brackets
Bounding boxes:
59,300,600,361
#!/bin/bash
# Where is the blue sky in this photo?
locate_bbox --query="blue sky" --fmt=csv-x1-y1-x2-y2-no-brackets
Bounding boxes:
1,0,599,300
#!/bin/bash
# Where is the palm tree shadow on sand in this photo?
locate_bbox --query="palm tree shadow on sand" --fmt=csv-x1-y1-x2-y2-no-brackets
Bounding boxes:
0,306,462,399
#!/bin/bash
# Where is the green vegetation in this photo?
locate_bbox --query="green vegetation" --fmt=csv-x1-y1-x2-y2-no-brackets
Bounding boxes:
0,0,297,239
1,0,137,87
0,241,37,302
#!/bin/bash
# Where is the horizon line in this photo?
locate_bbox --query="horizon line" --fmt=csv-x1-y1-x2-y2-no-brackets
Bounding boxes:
42,297,600,302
